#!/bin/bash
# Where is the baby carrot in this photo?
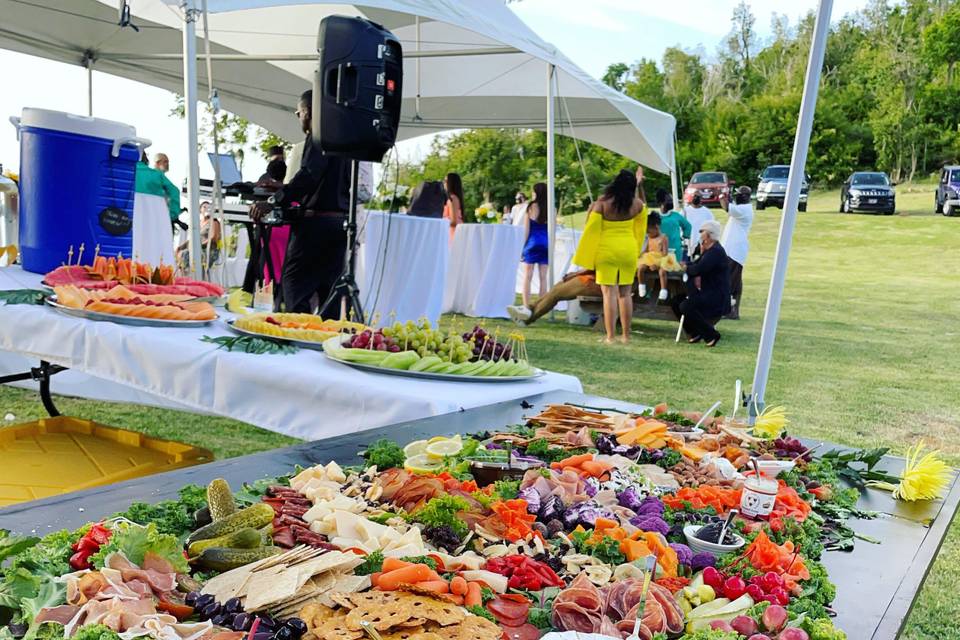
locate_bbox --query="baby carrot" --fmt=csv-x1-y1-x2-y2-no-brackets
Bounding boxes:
450,575,468,596
464,582,483,608
411,580,450,594
382,557,414,573
377,564,434,590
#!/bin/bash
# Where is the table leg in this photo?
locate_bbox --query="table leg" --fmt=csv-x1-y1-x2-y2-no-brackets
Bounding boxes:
0,360,67,417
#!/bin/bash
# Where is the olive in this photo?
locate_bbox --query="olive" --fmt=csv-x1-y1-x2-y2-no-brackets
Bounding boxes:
196,594,215,609
273,626,295,640
184,592,199,607
285,618,308,636
202,603,221,619
224,598,242,614
210,614,227,627
233,614,252,631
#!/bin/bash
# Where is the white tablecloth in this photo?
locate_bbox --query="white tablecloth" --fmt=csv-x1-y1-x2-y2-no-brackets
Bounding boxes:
0,267,580,440
356,211,448,324
444,224,524,318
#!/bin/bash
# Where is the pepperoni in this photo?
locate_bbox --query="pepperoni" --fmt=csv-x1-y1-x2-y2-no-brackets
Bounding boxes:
500,624,541,640
487,595,531,626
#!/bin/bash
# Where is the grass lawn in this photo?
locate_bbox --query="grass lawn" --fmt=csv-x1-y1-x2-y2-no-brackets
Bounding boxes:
1,182,958,638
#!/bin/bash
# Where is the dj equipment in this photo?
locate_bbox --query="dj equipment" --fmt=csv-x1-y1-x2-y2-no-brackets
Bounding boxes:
313,16,403,162
311,16,403,323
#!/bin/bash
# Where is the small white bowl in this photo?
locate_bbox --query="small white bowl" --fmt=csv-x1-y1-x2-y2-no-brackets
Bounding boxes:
683,524,746,556
753,459,796,477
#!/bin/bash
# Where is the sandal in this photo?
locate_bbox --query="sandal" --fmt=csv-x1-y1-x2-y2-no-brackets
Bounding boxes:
706,335,721,348
688,336,703,344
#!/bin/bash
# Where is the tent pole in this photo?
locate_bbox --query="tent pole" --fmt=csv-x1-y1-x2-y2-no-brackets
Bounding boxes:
201,0,224,285
87,65,93,116
181,0,202,277
546,63,556,309
750,0,833,420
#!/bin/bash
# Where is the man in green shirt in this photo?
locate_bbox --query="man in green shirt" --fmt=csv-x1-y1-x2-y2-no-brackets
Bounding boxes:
658,195,691,261
135,154,180,221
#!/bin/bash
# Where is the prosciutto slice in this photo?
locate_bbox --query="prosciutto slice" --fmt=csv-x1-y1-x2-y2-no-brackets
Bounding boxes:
106,553,177,593
35,605,81,626
555,575,683,639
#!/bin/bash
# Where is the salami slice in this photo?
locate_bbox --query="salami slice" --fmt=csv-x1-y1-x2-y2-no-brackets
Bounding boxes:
499,623,542,640
487,596,530,627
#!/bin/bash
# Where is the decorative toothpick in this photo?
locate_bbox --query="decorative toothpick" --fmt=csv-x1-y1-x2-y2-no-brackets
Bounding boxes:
76,243,85,266
67,245,74,266
93,244,101,262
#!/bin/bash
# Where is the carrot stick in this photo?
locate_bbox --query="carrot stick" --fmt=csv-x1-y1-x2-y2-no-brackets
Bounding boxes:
378,564,435,590
382,557,414,573
441,593,465,605
450,576,468,596
370,572,382,588
559,453,593,468
412,580,450,594
464,582,483,608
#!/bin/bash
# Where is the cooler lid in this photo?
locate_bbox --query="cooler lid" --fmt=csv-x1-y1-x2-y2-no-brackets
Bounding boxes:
20,108,136,141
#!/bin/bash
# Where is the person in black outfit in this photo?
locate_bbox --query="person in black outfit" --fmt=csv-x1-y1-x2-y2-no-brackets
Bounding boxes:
671,219,730,347
250,90,350,313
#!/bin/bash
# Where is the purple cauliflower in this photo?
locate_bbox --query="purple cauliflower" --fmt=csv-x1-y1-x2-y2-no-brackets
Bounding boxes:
539,495,565,522
618,486,644,511
669,543,694,566
691,552,717,570
563,501,613,529
584,478,599,498
635,496,665,517
628,515,671,536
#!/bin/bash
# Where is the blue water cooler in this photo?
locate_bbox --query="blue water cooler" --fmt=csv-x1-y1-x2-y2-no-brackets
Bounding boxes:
11,109,150,273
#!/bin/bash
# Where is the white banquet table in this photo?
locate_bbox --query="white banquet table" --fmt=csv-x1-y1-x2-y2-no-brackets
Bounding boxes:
0,266,581,440
443,223,525,318
356,211,448,324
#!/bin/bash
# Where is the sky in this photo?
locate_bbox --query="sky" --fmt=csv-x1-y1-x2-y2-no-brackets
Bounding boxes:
0,0,870,190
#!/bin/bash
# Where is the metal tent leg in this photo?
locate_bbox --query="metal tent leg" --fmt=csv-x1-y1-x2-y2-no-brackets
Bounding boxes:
0,360,67,417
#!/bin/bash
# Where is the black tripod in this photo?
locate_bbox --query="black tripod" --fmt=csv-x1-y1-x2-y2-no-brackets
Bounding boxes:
320,159,364,323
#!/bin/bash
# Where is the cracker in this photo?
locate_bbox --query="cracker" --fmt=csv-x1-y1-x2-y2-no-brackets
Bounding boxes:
402,596,465,626
315,613,364,640
329,592,358,609
345,601,414,631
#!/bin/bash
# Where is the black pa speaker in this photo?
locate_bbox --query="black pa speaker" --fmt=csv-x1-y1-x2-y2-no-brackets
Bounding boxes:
313,16,403,162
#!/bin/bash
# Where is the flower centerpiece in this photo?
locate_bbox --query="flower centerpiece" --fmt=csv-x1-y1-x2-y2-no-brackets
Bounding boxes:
475,204,500,224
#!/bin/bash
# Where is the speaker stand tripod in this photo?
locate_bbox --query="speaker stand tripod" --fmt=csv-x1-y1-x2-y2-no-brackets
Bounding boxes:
320,159,365,323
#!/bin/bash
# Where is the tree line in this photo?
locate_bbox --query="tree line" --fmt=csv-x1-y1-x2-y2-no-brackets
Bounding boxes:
374,0,960,217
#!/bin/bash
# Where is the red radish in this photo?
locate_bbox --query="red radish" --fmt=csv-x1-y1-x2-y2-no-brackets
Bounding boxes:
746,584,765,600
747,635,772,640
709,620,736,633
778,628,810,640
723,575,747,599
702,567,724,590
770,587,791,605
761,604,789,633
731,615,760,636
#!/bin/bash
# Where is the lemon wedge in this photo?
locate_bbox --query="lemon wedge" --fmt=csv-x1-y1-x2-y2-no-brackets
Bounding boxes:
426,439,463,459
403,439,430,458
404,454,445,474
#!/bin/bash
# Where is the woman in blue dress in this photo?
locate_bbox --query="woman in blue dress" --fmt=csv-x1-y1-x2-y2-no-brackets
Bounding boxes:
520,182,549,309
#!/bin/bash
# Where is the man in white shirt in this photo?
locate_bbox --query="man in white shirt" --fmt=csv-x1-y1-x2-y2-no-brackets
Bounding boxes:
683,194,715,258
719,186,754,320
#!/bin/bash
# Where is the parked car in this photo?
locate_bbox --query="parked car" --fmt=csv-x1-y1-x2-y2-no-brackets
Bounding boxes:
683,171,733,207
839,171,896,214
935,165,960,217
755,165,808,211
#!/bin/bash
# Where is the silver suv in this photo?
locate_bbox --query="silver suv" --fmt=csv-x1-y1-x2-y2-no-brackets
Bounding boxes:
756,165,809,211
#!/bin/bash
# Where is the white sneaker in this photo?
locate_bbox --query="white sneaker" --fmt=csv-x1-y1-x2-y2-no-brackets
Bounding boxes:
658,288,669,301
638,284,647,297
507,305,532,325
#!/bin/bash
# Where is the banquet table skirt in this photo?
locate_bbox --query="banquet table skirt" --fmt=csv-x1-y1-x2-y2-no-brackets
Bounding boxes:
444,224,524,318
132,193,174,265
356,211,449,324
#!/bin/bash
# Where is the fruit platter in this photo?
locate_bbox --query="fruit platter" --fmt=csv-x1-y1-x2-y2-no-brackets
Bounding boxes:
1,400,938,640
42,258,223,326
227,314,367,351
323,320,541,381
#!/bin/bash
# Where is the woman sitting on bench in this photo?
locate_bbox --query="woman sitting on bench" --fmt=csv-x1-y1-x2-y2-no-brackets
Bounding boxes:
671,220,730,347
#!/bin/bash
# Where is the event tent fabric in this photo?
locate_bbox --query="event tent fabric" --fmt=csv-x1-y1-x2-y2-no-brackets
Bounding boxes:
0,0,676,174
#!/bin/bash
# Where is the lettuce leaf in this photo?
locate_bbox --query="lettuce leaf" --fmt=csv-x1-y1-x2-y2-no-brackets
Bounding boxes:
89,523,188,574
21,580,65,640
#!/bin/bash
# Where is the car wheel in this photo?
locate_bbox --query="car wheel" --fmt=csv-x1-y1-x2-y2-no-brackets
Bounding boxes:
946,203,956,217
798,202,807,212
756,200,766,210
935,195,943,214
842,198,851,213
884,207,895,215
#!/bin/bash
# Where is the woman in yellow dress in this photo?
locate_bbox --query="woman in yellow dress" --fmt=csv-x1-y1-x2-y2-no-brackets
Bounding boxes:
572,168,647,344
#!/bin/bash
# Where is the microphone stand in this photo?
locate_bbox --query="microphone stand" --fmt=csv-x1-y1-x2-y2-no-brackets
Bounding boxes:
320,159,364,323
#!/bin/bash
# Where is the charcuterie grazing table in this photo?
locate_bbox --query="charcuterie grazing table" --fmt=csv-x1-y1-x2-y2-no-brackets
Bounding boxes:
0,390,956,639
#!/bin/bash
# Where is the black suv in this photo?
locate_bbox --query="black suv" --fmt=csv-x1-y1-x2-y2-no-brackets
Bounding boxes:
935,165,960,216
839,171,895,214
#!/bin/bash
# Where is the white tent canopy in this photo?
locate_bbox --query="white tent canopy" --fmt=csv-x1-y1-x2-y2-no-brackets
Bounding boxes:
0,0,676,171
0,0,677,289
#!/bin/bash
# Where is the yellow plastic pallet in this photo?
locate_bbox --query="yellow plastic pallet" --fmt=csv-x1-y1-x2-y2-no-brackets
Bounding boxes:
0,416,213,506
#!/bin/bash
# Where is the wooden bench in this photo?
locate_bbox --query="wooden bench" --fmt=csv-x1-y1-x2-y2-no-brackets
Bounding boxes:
577,271,686,328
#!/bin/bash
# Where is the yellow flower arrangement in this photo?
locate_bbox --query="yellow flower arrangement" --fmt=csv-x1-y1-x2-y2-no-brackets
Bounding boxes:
752,405,789,439
868,442,952,501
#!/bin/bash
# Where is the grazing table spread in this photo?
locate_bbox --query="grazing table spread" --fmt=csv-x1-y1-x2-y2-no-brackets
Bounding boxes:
1,391,956,640
0,266,581,439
